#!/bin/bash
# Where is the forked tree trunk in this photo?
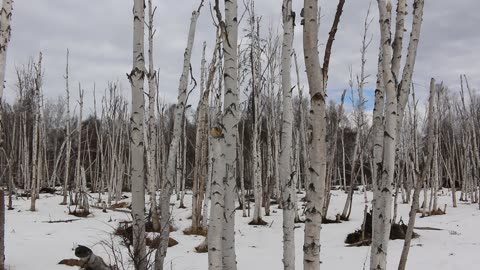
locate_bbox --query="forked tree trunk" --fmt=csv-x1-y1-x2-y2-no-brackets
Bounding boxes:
129,0,147,268
302,0,344,269
371,1,425,268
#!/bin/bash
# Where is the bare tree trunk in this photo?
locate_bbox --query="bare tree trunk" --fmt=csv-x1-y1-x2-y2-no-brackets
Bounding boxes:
302,1,344,269
202,36,221,229
208,124,224,270
191,41,209,232
0,192,3,269
372,1,397,266
208,53,224,269
371,1,425,268
30,53,42,212
156,3,203,269
221,0,239,267
179,115,188,208
398,78,436,270
62,49,71,205
75,87,84,205
0,189,3,270
279,1,295,268
0,0,13,160
129,0,147,268
146,0,160,232
293,51,310,195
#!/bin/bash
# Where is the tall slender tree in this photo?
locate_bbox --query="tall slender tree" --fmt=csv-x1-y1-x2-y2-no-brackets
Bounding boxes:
128,0,147,268
156,2,204,269
302,1,345,269
0,1,13,266
371,1,425,269
279,0,295,269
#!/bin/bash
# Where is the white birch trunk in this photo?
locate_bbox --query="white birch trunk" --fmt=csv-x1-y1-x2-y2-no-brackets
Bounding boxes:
371,1,425,268
156,5,202,269
146,0,160,232
302,0,345,268
208,126,224,270
129,0,147,268
30,53,42,212
221,1,239,269
398,78,436,270
75,87,84,204
371,2,396,269
0,0,13,156
279,1,295,268
191,41,209,231
62,50,71,205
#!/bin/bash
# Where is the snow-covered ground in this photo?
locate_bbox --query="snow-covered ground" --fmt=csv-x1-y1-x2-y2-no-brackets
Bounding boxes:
4,189,480,269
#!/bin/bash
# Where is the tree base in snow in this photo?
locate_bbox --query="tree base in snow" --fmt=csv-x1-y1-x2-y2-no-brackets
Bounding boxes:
183,226,208,236
195,239,208,253
248,218,268,226
322,215,342,224
345,211,419,246
114,221,179,249
68,208,90,218
420,205,447,217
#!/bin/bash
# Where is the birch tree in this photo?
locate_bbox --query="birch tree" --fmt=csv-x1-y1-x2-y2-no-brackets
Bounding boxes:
371,1,425,269
208,57,225,270
209,0,239,268
192,36,219,233
61,50,71,205
221,0,239,266
279,0,295,268
156,2,203,269
146,0,160,232
0,0,12,147
74,86,84,205
397,78,436,270
30,53,42,212
128,0,147,268
247,2,264,225
302,0,345,269
0,1,12,266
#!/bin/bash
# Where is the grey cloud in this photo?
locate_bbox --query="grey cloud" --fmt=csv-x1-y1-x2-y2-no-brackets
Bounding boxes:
4,0,478,114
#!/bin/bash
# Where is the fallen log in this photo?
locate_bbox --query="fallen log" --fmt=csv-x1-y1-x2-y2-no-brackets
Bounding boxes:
43,219,80,223
413,226,443,231
59,245,111,269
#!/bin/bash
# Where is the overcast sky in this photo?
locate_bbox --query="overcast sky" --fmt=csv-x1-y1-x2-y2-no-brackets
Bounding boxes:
4,0,479,114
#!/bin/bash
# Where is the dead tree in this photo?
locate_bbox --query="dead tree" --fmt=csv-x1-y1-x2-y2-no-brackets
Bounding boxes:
371,1,425,269
128,0,147,268
301,0,345,269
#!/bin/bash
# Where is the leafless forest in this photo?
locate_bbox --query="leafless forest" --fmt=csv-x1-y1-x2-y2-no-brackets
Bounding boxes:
0,0,479,270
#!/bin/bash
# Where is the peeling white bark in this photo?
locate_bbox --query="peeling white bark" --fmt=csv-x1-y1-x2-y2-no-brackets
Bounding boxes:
156,5,202,269
279,1,295,268
222,0,239,267
129,0,147,268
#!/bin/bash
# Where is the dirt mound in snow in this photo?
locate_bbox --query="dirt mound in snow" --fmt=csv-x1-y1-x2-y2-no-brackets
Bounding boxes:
345,211,419,246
